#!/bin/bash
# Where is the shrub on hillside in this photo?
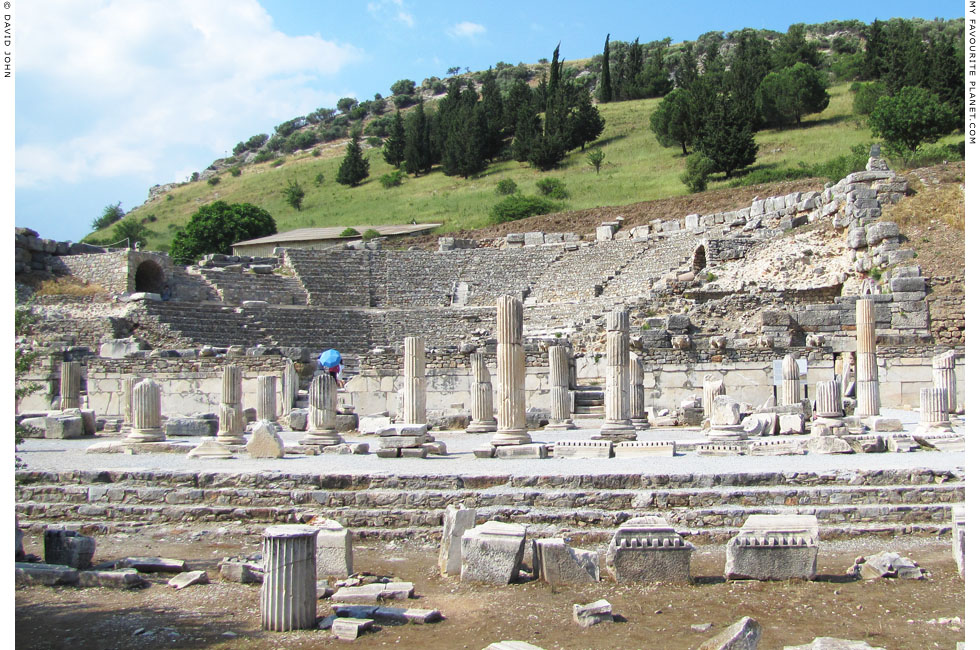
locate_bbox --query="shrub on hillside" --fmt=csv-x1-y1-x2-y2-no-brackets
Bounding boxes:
379,170,405,189
490,195,559,223
495,178,518,195
853,82,888,115
170,201,276,265
680,152,715,193
207,176,220,186
112,218,151,249
362,228,381,241
536,178,569,199
229,166,242,177
271,158,284,168
254,151,275,163
91,202,125,231
339,227,359,237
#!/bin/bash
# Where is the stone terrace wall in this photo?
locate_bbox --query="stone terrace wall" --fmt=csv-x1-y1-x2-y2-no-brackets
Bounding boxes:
57,251,132,294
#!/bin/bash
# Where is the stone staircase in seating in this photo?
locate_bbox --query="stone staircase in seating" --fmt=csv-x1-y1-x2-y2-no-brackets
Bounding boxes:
14,466,963,543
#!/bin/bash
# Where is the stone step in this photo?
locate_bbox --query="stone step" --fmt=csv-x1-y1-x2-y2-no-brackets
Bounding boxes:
14,500,958,539
573,406,605,415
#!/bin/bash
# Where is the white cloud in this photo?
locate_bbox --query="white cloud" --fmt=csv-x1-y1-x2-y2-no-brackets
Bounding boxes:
368,0,415,28
448,21,487,41
15,0,362,188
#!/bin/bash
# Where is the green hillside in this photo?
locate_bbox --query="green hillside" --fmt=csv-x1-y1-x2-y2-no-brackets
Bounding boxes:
93,81,956,252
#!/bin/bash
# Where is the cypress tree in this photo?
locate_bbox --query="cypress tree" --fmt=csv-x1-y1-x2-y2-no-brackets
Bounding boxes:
599,34,613,103
480,68,507,160
512,104,540,162
404,102,432,176
382,110,406,168
336,130,370,187
694,96,757,178
568,86,605,151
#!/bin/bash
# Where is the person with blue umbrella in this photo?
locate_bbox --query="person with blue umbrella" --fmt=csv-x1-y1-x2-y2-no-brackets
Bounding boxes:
318,348,345,388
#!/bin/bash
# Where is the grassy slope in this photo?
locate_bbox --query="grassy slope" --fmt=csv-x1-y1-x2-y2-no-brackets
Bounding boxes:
99,84,942,251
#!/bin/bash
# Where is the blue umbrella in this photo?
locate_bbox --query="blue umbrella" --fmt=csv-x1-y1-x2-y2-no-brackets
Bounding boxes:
319,349,342,368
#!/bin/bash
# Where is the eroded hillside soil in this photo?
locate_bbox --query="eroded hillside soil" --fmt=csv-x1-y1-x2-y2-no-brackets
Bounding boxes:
16,526,965,650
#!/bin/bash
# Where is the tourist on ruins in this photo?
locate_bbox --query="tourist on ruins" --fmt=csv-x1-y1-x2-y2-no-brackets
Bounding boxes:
318,348,345,389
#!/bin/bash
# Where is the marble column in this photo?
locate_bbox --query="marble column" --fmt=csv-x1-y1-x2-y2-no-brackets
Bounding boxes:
917,387,953,434
256,375,278,422
545,345,576,430
855,299,880,417
932,351,957,415
703,375,726,422
630,354,650,430
126,379,165,443
217,365,246,445
260,525,318,631
281,360,298,414
491,295,530,446
812,379,846,436
466,352,497,433
302,374,342,446
60,361,81,410
600,310,636,441
780,353,801,406
403,336,426,426
120,375,136,428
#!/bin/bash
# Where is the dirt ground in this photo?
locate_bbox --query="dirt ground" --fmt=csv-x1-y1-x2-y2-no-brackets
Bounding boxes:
16,526,964,650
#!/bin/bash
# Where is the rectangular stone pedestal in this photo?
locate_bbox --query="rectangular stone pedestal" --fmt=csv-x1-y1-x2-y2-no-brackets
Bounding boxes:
725,514,818,581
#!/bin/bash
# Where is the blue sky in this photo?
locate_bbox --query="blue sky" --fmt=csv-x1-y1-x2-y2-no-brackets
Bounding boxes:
8,0,967,243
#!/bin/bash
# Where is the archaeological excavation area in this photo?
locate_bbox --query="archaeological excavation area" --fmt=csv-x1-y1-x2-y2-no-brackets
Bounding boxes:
14,154,965,649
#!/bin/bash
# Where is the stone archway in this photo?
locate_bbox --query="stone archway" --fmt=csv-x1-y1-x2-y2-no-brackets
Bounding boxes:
692,245,707,273
134,260,166,294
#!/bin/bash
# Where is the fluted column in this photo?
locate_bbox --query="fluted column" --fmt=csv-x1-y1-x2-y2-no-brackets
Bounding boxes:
216,365,246,445
126,379,165,442
917,387,953,433
256,375,278,422
403,336,427,426
814,379,843,418
600,310,636,440
780,353,801,406
932,351,957,415
703,376,725,422
630,354,650,429
492,295,530,446
545,345,576,429
260,525,317,631
281,360,298,414
855,299,880,417
120,375,135,428
60,361,81,410
466,352,496,433
302,374,343,445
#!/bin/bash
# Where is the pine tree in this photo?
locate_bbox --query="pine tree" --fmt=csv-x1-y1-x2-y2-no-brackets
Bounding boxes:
568,86,605,151
599,34,613,103
694,96,757,178
404,102,432,176
650,88,696,155
726,30,772,129
512,104,540,162
863,19,887,80
382,110,406,168
336,130,370,187
480,68,507,161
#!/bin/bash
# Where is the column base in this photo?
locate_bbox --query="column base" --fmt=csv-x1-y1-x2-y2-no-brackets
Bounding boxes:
125,428,166,443
545,420,577,430
630,418,651,430
187,439,234,459
491,429,532,446
598,421,636,441
216,433,247,445
301,431,344,446
707,424,747,441
465,421,498,433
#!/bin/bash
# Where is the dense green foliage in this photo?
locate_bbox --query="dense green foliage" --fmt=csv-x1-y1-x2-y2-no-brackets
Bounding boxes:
490,194,559,223
382,110,406,168
586,148,605,174
170,201,277,264
852,82,888,115
536,177,569,199
650,88,696,154
282,180,305,210
339,227,359,237
495,178,518,195
378,170,405,189
336,132,371,187
112,218,151,248
756,63,830,127
869,86,958,153
680,152,715,192
92,202,125,231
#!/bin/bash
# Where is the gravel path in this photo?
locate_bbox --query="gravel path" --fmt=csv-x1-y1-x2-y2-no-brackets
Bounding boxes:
16,408,965,479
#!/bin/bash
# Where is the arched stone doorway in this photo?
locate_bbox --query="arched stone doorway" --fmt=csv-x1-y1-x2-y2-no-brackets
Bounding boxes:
692,245,707,273
134,260,166,294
